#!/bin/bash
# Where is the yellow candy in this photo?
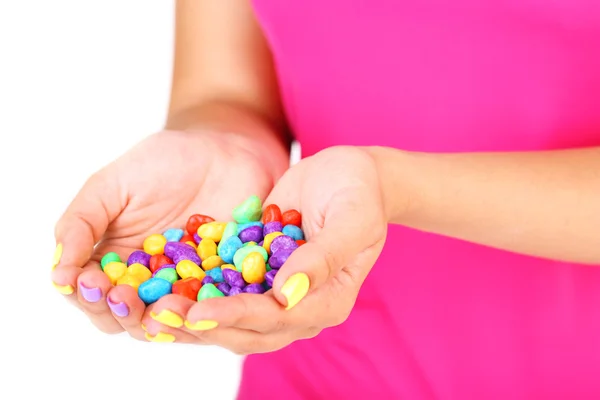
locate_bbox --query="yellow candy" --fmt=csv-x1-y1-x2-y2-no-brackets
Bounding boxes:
202,255,225,271
197,238,217,261
263,232,284,254
176,260,206,280
244,241,257,247
127,263,152,282
241,252,266,284
221,264,237,271
143,234,167,256
185,241,197,249
197,222,227,242
117,274,142,290
104,261,127,285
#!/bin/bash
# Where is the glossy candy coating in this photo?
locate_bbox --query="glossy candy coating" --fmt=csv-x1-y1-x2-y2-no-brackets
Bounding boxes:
282,224,304,241
154,267,179,284
282,209,302,227
104,261,127,285
176,260,206,280
127,263,153,283
262,204,282,224
172,277,202,301
152,263,176,276
164,242,201,265
197,283,224,301
232,195,262,223
138,278,172,304
197,221,227,242
241,252,266,284
186,214,215,235
101,252,121,270
180,234,195,243
263,232,284,254
233,245,268,271
202,255,225,271
237,221,263,235
149,254,173,273
217,236,243,264
239,226,263,243
143,234,168,256
127,250,151,267
163,228,184,242
197,238,217,261
116,274,143,290
221,222,238,242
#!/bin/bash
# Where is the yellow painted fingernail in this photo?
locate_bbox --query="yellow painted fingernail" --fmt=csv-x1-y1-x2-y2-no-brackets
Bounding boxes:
145,331,176,343
150,309,184,328
184,320,218,331
52,281,74,295
141,324,147,331
281,272,310,310
52,243,63,271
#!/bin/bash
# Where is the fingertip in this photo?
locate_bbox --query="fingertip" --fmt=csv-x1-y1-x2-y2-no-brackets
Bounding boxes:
106,284,144,320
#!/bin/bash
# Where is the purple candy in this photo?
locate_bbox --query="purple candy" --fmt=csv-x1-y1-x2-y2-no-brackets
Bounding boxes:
264,269,277,287
152,263,176,276
223,268,246,288
164,242,201,265
270,235,298,255
229,286,243,296
127,250,151,267
258,240,264,246
193,233,201,245
263,221,283,236
244,283,265,294
268,248,295,269
202,276,215,285
238,226,263,243
217,283,231,296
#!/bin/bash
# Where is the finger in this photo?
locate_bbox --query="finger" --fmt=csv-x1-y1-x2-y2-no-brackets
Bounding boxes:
141,297,202,344
105,279,147,339
197,326,298,355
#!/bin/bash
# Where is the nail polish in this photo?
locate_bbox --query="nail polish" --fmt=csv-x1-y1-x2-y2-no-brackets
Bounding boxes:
150,309,184,328
184,320,218,331
52,282,74,295
280,272,310,310
145,331,176,343
52,243,63,271
107,297,129,317
79,282,102,303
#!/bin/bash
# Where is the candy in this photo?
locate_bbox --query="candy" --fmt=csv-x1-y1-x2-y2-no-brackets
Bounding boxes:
221,263,237,271
197,283,224,301
149,254,173,273
221,222,238,242
185,241,197,249
268,247,295,269
270,235,299,255
206,267,224,283
176,260,206,280
217,236,243,264
242,252,266,284
172,277,202,301
263,221,283,236
266,263,272,272
232,195,262,223
262,204,282,224
193,233,201,244
138,278,172,304
233,245,268,271
127,250,151,267
127,263,153,283
152,263,176,276
186,214,215,235
239,225,263,243
197,238,217,261
263,231,284,254
296,240,306,246
197,221,227,242
282,209,302,227
180,234,194,243
116,274,142,290
202,276,215,285
244,283,266,294
229,286,243,296
217,282,231,296
264,269,277,287
202,255,225,271
104,261,127,285
237,221,263,234
223,268,246,288
282,225,304,241
163,228,184,242
164,242,201,265
143,234,168,256
101,252,121,270
154,267,179,284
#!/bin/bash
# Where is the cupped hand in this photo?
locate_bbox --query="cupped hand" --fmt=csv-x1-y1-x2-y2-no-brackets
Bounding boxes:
143,146,389,352
51,128,288,340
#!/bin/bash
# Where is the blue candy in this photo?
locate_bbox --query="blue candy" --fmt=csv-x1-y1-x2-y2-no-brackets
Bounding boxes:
138,277,172,304
217,236,243,264
206,267,224,283
236,221,264,235
282,224,304,241
163,228,184,242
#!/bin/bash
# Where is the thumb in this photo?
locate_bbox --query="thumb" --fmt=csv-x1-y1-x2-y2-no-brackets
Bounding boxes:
51,170,124,290
271,207,364,310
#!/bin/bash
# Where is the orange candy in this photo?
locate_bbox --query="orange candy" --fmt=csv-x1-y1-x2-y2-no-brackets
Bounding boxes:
296,240,306,246
172,277,202,301
282,209,302,227
186,214,215,235
262,204,282,224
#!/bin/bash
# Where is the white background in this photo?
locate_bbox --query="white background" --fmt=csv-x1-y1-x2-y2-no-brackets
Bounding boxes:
0,1,244,399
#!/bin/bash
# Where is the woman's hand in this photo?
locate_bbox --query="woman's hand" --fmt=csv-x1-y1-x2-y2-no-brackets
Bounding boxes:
51,126,289,341
141,146,389,352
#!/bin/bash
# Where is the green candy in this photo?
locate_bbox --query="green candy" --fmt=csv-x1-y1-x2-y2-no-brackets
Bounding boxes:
233,245,268,271
218,222,238,253
232,195,263,224
154,268,178,284
100,252,121,270
237,221,263,234
266,263,272,272
197,283,225,301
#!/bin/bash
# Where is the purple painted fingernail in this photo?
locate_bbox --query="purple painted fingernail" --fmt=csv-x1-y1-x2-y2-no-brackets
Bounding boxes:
79,282,102,303
107,297,129,317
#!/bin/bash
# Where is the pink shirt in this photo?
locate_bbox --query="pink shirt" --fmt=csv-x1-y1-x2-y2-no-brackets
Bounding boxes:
239,1,600,398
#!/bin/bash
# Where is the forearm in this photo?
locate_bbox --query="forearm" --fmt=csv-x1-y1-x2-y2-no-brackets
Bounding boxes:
369,146,600,264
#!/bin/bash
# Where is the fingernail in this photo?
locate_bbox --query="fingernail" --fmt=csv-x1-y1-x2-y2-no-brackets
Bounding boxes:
141,323,147,331
281,272,310,310
184,320,218,331
107,297,129,317
52,243,63,271
79,282,102,303
145,331,176,343
150,309,184,328
52,281,74,295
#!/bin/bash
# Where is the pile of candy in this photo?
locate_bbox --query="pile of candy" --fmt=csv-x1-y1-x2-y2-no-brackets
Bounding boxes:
99,196,305,304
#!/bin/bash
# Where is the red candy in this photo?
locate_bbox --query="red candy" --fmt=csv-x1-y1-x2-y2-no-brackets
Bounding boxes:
180,234,195,243
149,254,173,273
172,277,202,301
186,214,215,235
262,204,282,224
282,209,302,227
296,240,306,246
